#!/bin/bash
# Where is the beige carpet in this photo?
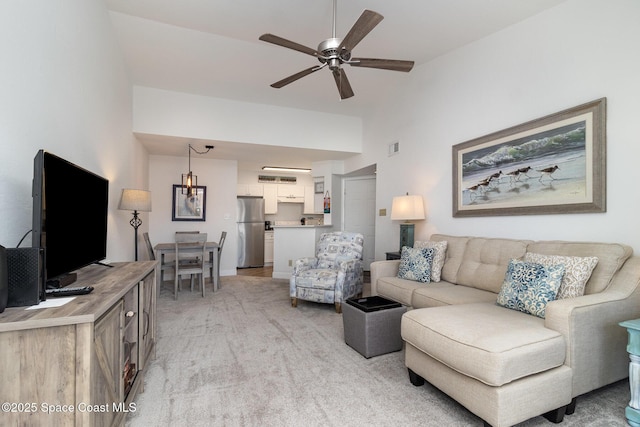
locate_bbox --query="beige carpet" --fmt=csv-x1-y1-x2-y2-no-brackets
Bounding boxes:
126,275,629,426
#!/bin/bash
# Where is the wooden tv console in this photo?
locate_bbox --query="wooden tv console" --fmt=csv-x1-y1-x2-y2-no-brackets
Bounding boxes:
0,261,157,426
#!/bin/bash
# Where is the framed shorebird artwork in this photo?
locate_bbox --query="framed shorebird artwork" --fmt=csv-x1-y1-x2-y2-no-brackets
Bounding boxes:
452,98,606,217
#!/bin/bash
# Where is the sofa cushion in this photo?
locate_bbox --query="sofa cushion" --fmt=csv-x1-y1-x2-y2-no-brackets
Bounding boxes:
496,260,565,318
524,252,598,299
430,234,470,283
401,303,566,387
456,237,530,293
377,276,422,306
411,282,497,308
398,246,435,283
414,240,448,282
526,241,632,294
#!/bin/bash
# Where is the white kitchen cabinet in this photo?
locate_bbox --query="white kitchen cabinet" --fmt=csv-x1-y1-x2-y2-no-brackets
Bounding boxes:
264,184,278,214
277,184,304,202
264,231,274,265
237,184,264,196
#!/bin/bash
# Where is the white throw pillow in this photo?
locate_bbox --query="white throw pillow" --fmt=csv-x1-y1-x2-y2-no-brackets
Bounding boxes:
524,252,598,299
414,240,448,282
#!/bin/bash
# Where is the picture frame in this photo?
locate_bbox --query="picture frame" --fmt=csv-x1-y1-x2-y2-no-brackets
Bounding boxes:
452,98,606,217
314,181,324,194
172,185,206,221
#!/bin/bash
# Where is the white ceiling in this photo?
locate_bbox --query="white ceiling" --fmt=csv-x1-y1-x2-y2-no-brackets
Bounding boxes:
105,0,566,169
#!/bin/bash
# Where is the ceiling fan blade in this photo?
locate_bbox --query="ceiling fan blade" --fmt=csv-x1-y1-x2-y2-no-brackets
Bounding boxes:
338,10,383,53
259,33,319,57
271,66,323,88
332,68,354,99
350,58,415,72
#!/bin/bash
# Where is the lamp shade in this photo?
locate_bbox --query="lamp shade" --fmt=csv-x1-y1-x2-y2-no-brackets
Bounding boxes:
390,194,425,221
118,189,152,212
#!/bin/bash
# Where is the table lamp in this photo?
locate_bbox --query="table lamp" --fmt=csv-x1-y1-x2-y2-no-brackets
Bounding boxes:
390,193,425,252
118,189,152,261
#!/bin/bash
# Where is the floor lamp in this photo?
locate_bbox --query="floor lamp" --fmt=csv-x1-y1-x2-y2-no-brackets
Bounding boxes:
118,189,152,261
390,194,425,252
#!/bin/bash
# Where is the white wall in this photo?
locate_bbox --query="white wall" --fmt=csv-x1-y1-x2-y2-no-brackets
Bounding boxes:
0,1,144,262
343,0,640,259
148,155,237,276
12,0,633,272
134,86,362,152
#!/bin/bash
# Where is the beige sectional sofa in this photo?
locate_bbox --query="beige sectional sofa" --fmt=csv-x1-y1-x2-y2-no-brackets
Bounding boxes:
370,234,640,427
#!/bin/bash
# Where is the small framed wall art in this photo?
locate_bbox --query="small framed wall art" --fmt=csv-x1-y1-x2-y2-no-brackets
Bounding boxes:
172,185,206,221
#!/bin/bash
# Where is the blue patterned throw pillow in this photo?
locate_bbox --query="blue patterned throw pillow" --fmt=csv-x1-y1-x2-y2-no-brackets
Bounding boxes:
496,259,565,318
397,246,435,283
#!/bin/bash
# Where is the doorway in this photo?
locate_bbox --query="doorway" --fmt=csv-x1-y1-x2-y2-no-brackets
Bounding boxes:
343,176,376,270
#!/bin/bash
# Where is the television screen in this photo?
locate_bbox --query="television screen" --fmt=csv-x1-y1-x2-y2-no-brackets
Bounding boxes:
32,150,109,282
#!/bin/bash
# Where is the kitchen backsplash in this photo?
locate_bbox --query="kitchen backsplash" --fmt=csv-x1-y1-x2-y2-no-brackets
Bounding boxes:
265,202,322,224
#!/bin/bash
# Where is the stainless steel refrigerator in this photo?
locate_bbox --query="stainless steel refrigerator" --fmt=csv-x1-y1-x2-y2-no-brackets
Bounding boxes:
237,196,265,268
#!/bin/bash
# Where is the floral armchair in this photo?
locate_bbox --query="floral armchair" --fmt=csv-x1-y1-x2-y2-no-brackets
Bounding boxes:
290,231,364,313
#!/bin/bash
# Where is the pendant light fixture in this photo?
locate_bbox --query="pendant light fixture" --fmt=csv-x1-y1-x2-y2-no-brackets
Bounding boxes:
182,144,214,196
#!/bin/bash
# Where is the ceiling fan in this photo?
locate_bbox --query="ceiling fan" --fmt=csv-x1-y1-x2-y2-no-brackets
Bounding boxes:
259,0,414,100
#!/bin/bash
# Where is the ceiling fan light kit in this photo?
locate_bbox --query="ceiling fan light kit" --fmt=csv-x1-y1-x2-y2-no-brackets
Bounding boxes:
259,1,414,100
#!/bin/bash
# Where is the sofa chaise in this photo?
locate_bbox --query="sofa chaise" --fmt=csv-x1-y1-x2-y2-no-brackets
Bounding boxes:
370,234,640,427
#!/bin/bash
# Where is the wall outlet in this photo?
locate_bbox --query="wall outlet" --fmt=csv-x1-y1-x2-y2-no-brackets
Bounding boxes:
379,208,387,216
288,259,292,266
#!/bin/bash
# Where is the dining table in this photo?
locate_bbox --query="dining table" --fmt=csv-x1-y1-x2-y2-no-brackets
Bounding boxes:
154,241,220,293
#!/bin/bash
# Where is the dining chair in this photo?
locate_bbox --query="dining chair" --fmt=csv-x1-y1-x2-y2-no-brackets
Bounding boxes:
174,232,207,299
143,232,173,286
175,231,202,265
143,232,155,261
216,231,227,287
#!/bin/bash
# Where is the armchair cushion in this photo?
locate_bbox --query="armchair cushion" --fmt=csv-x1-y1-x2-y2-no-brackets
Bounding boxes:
292,257,318,274
294,269,339,290
316,232,365,269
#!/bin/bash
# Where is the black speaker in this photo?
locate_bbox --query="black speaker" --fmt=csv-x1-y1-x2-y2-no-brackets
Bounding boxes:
0,245,8,313
6,247,45,307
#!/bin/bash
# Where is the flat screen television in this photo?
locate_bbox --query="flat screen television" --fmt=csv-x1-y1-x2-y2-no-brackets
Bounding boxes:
32,150,109,285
